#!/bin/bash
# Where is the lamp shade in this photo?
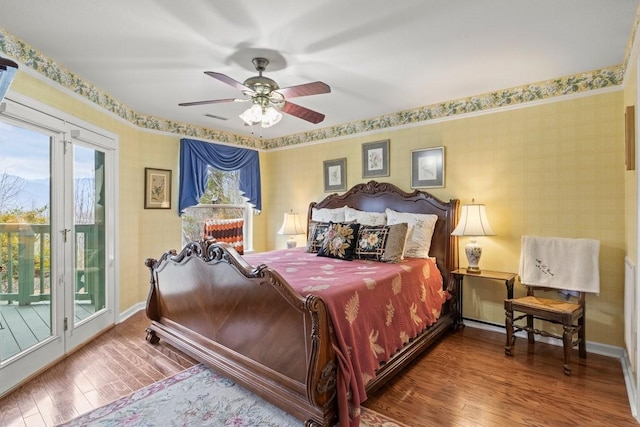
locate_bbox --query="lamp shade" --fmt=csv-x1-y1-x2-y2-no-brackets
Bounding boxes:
0,57,18,103
451,204,495,237
278,211,304,248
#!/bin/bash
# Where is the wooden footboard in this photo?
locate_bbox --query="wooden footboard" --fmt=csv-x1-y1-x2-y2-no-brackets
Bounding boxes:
145,241,338,426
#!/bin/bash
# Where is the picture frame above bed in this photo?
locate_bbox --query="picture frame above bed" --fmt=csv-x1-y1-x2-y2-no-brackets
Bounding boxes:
144,167,172,209
323,158,347,192
411,146,445,188
362,139,390,178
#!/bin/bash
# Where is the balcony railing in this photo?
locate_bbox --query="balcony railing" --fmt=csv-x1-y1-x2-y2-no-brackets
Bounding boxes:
0,223,101,306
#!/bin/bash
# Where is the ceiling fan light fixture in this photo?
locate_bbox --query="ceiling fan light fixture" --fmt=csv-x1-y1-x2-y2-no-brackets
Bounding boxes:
239,103,263,126
239,103,282,128
261,106,282,128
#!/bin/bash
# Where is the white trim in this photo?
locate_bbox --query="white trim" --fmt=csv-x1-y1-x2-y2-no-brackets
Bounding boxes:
464,319,624,358
119,302,146,323
623,349,638,418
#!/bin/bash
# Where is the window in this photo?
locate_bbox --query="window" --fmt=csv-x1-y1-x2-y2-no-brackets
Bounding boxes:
181,167,253,250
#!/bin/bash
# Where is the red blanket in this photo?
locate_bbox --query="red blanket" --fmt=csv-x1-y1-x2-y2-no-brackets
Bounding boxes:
244,248,446,426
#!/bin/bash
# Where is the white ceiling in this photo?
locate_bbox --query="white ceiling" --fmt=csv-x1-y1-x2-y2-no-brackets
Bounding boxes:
0,0,638,140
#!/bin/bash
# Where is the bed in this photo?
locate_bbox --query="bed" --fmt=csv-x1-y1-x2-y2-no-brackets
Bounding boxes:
144,181,460,426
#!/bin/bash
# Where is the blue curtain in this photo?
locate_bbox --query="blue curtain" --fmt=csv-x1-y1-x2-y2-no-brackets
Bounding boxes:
178,138,261,214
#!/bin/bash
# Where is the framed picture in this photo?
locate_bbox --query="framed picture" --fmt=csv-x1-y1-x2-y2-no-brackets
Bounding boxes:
144,167,172,209
362,140,389,178
411,147,445,188
626,105,635,171
323,158,347,192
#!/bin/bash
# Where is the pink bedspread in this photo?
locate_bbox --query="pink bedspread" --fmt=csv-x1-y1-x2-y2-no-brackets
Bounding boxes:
244,248,446,426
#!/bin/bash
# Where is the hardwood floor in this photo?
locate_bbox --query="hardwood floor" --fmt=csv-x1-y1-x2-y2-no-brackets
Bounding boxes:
0,311,636,426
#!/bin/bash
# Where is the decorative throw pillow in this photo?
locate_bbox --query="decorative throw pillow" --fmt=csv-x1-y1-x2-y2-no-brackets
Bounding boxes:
355,223,408,263
344,206,387,226
385,209,438,259
311,206,346,223
317,222,361,260
306,221,331,253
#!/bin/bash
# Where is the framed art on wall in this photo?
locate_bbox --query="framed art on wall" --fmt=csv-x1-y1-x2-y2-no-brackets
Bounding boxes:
626,105,635,171
411,147,445,188
144,167,172,209
362,139,389,178
323,158,347,192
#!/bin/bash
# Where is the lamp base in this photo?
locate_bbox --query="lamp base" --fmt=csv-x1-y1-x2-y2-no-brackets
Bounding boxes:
286,238,297,249
464,238,483,274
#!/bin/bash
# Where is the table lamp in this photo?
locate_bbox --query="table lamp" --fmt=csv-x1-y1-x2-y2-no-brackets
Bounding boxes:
278,210,305,248
451,201,496,274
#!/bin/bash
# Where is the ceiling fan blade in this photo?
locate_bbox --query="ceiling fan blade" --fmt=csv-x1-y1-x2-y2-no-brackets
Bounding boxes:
277,81,331,99
204,71,253,92
280,101,325,124
179,98,247,107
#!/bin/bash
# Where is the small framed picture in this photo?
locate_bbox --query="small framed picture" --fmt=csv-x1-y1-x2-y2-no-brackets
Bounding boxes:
411,147,445,188
362,140,389,178
144,167,172,209
323,158,347,192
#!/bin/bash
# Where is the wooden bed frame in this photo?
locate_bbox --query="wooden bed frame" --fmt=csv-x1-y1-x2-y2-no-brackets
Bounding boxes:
144,181,460,426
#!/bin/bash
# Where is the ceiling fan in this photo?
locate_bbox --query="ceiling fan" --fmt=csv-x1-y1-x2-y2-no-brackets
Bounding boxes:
179,57,330,128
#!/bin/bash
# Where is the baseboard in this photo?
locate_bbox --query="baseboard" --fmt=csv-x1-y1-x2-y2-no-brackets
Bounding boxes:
463,318,624,358
119,302,146,323
621,349,638,419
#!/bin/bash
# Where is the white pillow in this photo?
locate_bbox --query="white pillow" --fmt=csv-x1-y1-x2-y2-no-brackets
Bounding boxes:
344,206,387,226
311,206,346,222
385,208,438,259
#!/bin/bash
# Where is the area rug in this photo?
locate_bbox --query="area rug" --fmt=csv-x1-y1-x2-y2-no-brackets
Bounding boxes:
57,363,405,427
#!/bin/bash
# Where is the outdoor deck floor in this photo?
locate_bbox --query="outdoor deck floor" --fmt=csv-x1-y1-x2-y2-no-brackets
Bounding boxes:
0,301,95,360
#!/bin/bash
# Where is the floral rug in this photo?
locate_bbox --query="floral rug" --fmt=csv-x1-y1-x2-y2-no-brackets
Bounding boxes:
57,364,405,427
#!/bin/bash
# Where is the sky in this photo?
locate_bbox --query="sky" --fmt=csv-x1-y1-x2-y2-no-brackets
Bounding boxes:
0,121,95,180
1,121,97,210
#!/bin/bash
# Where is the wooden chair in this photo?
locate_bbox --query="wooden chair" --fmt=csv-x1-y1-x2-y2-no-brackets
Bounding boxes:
504,287,585,375
504,235,599,375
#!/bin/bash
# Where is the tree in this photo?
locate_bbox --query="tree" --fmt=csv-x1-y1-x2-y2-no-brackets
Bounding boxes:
0,172,25,210
181,167,246,243
74,177,96,224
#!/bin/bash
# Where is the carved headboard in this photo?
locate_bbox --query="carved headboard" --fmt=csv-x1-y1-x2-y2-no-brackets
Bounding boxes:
308,181,460,288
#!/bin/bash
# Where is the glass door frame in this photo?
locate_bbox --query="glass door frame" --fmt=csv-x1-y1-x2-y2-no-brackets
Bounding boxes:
65,128,117,351
0,93,118,397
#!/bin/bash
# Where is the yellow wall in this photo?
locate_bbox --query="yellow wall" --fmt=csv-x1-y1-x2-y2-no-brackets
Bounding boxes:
266,91,626,347
9,68,627,347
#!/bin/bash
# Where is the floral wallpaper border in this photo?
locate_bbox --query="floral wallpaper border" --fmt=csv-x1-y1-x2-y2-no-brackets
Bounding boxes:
0,22,634,151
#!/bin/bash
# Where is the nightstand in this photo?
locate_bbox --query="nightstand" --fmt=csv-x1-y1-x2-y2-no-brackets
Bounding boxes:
452,268,518,327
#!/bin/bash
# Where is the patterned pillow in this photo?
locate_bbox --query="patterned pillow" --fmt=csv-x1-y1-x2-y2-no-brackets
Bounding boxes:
344,206,387,226
317,222,361,261
385,209,438,259
355,223,408,263
306,221,331,253
311,206,346,222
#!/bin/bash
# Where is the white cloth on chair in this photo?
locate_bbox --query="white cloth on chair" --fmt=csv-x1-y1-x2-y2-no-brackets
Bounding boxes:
519,235,600,294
